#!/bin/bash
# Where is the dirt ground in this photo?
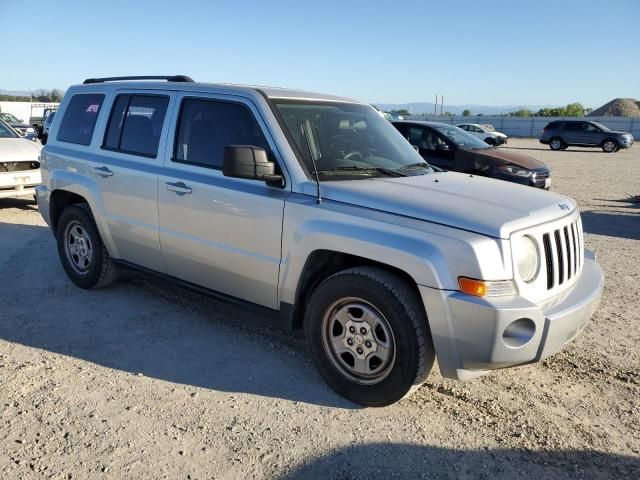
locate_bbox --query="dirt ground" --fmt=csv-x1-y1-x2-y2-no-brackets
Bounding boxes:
1,138,639,479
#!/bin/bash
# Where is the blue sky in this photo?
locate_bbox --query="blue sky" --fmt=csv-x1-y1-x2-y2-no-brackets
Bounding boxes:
1,0,638,107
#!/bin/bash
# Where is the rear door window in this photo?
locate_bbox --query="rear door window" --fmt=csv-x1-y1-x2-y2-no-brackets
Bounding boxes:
173,98,268,170
57,94,105,145
103,94,170,157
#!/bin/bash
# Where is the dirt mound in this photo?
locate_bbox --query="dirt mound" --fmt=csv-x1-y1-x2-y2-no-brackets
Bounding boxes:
589,98,640,117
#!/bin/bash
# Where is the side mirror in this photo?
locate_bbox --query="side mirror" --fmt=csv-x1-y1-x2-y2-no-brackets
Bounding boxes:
437,143,451,152
223,145,284,187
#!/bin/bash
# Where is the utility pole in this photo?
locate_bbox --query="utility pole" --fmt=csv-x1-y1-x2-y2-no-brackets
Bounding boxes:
440,95,444,115
434,95,438,115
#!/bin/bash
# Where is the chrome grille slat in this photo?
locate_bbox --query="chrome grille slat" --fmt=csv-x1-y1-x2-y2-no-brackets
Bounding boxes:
563,226,573,280
543,233,554,289
554,229,564,285
571,222,578,274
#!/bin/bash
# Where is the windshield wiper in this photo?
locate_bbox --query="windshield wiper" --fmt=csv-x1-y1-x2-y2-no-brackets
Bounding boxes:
315,166,407,177
399,162,431,170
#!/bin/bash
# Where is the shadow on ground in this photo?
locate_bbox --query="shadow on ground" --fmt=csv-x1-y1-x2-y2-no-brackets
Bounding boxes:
0,197,38,211
581,209,640,241
279,443,640,479
0,221,353,409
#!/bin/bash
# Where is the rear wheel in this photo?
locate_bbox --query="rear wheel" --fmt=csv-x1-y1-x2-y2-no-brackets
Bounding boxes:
304,267,434,406
602,139,618,153
549,137,564,150
56,204,118,289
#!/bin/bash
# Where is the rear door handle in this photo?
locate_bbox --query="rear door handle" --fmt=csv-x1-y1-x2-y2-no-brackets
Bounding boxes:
166,181,192,195
92,166,113,177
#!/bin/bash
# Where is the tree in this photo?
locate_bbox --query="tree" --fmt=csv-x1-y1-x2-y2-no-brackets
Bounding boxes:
462,109,471,116
536,103,586,117
51,89,65,102
512,109,533,117
563,102,585,117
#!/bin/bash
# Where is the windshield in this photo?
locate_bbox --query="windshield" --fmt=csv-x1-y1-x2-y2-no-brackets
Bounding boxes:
0,120,19,138
274,101,432,178
481,124,496,132
45,111,56,125
591,122,611,132
0,113,20,123
433,124,491,149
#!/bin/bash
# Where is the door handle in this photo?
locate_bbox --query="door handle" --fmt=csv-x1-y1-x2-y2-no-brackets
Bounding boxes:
166,181,192,195
92,166,113,177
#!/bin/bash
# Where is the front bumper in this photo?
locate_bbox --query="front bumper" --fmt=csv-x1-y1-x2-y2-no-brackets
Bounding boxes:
420,249,603,380
0,170,41,199
0,186,37,199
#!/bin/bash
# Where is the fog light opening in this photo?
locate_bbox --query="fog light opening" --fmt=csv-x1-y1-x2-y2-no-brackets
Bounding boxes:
503,318,536,348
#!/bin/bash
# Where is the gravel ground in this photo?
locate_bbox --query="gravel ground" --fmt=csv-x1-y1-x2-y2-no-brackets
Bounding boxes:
1,138,639,479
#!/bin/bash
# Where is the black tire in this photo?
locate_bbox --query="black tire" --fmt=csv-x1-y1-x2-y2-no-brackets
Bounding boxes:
56,204,118,289
304,267,434,407
549,137,564,150
602,139,618,153
485,137,496,146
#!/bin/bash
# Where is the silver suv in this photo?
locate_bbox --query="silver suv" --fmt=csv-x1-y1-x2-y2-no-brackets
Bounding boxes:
36,76,604,406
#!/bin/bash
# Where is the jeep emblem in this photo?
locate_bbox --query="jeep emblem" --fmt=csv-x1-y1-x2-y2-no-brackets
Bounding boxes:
559,203,570,211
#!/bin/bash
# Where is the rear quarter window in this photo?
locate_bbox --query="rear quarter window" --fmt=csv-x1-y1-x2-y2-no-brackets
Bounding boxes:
57,94,105,145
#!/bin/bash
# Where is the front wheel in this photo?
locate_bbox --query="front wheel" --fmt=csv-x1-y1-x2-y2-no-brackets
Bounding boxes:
602,139,618,153
56,204,118,289
485,137,496,146
304,267,434,406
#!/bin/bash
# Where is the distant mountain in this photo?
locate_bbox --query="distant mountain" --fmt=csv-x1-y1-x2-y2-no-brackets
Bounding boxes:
374,102,559,116
0,89,32,97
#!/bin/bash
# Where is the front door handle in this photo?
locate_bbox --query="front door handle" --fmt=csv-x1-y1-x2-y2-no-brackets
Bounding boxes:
92,166,113,177
166,181,192,195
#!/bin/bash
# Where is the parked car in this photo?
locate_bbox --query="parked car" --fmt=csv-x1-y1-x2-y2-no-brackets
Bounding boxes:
41,111,56,144
540,120,634,152
393,121,551,189
457,123,507,145
0,113,38,141
36,108,58,139
36,75,603,406
0,119,41,200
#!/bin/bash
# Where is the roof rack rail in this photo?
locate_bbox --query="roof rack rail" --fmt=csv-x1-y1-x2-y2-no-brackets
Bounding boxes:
83,75,195,85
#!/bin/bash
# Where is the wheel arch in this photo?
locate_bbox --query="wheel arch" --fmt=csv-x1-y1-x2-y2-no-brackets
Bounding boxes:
289,250,423,330
47,169,119,259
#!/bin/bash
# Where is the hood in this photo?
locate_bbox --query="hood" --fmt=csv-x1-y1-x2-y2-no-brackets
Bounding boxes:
0,138,41,162
315,172,575,239
463,147,548,170
8,122,31,129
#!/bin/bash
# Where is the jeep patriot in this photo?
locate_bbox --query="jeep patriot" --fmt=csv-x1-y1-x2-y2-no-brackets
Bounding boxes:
36,76,604,406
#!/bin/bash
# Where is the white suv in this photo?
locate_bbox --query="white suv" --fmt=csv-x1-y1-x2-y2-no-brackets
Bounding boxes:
36,76,603,406
458,123,508,145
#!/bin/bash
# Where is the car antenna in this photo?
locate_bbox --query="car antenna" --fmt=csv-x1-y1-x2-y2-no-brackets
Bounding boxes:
301,123,322,205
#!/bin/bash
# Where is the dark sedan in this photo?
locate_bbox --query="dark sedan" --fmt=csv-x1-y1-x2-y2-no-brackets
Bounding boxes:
393,121,551,189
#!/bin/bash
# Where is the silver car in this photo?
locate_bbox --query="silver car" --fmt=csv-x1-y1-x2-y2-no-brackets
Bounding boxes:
36,76,604,406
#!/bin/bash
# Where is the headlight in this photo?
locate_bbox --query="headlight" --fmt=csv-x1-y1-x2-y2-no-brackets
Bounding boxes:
514,235,539,282
498,164,532,177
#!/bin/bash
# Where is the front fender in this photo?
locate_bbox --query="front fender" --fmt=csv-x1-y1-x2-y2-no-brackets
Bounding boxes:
279,195,509,305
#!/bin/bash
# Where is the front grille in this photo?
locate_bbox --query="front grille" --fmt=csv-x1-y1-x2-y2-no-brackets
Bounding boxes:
541,218,583,291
